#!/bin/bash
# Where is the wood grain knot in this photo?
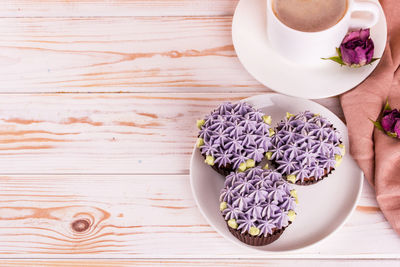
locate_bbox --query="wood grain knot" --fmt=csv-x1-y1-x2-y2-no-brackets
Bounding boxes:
71,219,90,233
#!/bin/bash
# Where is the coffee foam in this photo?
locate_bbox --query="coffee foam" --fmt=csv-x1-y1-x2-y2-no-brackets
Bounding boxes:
272,0,347,32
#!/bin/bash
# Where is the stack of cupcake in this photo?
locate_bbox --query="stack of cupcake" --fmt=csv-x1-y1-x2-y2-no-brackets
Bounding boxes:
196,102,344,246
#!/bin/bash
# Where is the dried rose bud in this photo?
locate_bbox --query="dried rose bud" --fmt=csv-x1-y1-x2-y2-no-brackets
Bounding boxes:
323,29,379,67
340,29,375,67
381,110,399,132
371,100,400,139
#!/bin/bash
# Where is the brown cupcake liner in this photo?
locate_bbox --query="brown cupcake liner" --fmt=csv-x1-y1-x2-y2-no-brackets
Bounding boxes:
270,160,335,186
227,223,288,246
210,163,234,176
294,167,335,185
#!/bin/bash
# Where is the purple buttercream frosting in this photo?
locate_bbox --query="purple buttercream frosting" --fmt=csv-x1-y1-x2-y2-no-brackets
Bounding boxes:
220,167,296,236
270,111,343,183
198,102,272,170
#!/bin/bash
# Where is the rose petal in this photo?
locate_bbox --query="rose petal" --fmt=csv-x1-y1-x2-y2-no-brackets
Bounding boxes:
382,112,397,132
384,109,400,117
359,29,370,42
355,46,368,66
394,119,400,137
341,46,358,66
365,39,374,64
342,30,361,44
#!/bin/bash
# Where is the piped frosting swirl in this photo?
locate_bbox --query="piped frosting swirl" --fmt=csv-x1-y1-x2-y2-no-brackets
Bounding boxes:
220,167,297,237
270,111,344,183
198,102,272,171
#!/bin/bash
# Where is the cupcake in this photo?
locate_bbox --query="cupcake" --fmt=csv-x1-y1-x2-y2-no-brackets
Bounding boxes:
196,102,273,176
268,111,345,185
219,166,297,246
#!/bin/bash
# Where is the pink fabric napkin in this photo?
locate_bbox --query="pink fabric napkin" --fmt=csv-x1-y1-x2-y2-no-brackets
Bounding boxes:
340,0,400,234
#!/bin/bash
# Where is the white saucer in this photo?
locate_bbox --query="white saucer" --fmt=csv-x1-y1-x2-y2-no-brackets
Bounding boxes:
190,94,363,252
232,0,387,99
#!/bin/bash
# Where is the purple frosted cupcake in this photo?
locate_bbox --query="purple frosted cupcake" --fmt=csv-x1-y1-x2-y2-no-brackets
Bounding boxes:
268,111,345,185
219,167,297,246
196,102,273,176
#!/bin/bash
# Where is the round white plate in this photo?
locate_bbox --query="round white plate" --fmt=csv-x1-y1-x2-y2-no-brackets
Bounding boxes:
232,0,387,99
190,94,363,252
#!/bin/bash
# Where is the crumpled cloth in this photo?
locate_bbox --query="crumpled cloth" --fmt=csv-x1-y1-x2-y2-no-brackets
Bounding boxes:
340,0,400,234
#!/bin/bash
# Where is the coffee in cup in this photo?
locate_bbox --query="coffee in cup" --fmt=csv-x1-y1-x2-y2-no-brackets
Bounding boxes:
272,0,348,32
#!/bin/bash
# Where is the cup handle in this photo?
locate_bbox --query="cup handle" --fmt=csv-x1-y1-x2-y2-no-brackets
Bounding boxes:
349,1,380,29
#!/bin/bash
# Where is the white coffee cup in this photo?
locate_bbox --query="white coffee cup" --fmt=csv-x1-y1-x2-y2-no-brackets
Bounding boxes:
266,0,380,65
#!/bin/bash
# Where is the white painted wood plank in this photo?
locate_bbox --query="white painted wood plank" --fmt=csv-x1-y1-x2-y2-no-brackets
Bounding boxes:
0,259,399,266
0,174,398,258
0,93,342,174
0,17,265,93
0,1,239,17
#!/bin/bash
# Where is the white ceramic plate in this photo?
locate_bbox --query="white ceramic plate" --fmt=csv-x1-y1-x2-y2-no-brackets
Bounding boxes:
232,0,387,99
190,94,363,252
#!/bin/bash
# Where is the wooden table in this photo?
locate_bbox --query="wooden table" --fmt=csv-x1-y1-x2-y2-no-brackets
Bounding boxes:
0,1,399,266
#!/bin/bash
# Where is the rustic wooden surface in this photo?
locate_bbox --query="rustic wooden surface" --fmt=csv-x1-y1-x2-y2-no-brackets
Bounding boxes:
0,1,239,17
0,17,263,93
0,0,398,265
0,259,399,267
